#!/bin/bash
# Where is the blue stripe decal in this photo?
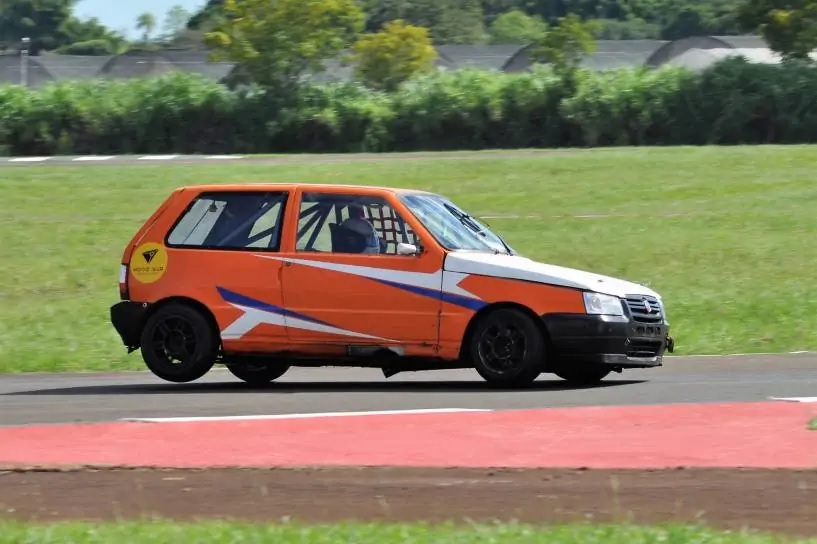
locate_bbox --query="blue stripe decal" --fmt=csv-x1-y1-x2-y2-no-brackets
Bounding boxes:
372,279,487,312
217,287,334,327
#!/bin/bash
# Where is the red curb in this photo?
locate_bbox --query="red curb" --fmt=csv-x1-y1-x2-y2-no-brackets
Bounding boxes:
1,401,815,469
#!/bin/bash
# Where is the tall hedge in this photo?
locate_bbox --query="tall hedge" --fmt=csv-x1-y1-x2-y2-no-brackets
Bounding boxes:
1,56,817,156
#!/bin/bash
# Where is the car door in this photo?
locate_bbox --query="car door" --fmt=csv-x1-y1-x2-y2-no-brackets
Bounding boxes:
277,189,443,356
163,188,291,353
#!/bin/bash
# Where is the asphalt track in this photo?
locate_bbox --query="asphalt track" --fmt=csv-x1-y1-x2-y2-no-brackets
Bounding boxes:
1,352,815,426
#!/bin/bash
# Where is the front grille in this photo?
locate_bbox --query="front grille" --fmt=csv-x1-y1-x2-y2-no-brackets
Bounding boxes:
625,339,663,358
625,294,664,323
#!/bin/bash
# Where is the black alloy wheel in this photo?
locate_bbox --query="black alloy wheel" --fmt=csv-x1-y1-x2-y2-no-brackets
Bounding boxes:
470,308,545,388
226,360,290,386
140,303,218,383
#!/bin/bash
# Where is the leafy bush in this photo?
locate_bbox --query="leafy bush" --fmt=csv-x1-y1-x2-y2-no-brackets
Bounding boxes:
54,39,118,55
2,57,817,156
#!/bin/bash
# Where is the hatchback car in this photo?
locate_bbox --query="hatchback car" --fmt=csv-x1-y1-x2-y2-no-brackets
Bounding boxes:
110,183,674,387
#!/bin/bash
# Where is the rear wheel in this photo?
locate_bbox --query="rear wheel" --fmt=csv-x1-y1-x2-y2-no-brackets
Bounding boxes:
553,364,611,386
140,303,218,383
468,308,545,388
226,360,290,386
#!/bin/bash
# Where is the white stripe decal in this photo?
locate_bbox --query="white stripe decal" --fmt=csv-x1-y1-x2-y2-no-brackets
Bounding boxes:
769,397,817,403
283,313,392,340
221,306,287,339
259,255,479,301
120,408,492,423
221,303,391,341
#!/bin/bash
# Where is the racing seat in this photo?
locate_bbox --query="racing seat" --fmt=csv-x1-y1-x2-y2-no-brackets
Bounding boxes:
329,223,367,253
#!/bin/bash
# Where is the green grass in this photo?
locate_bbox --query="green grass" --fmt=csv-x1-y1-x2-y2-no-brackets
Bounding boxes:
1,144,816,373
0,521,812,544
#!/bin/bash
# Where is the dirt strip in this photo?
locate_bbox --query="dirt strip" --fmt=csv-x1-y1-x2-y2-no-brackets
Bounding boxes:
1,467,816,537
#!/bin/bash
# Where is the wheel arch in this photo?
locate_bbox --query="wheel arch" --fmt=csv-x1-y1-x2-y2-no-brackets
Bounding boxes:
458,301,553,363
143,296,223,348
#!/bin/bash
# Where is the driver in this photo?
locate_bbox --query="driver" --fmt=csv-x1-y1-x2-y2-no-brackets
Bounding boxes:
340,204,380,254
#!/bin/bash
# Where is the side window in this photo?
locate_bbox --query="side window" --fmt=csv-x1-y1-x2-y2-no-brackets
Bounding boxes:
295,192,420,255
166,191,288,251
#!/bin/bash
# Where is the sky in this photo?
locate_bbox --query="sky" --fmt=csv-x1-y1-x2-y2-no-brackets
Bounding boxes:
74,0,207,38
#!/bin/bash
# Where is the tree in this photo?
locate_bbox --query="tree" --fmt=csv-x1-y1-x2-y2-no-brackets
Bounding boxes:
530,14,600,75
55,38,117,55
136,12,157,44
589,17,661,39
159,5,192,42
187,0,224,30
737,0,817,61
0,0,76,53
59,15,127,54
364,0,487,44
351,19,437,91
488,9,548,44
204,0,365,92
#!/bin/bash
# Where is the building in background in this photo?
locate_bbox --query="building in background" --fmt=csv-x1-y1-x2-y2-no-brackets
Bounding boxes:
0,36,811,88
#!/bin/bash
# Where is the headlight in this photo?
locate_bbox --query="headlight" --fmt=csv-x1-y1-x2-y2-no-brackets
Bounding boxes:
659,301,670,325
583,292,624,316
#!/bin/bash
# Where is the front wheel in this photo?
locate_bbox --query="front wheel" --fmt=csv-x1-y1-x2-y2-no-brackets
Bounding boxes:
226,361,290,386
140,303,218,383
468,308,546,388
553,364,611,386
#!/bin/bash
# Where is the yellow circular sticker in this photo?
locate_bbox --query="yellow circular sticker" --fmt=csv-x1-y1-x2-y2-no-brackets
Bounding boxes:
131,242,168,284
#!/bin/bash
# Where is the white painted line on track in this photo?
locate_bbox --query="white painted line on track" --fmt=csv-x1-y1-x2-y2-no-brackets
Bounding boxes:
120,408,492,423
769,397,817,403
72,155,115,161
138,155,179,160
9,157,50,162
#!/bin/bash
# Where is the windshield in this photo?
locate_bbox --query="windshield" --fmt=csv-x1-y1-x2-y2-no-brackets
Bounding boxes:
399,193,515,255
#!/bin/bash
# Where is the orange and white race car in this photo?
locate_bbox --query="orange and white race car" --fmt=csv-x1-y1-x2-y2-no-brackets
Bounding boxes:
110,183,674,387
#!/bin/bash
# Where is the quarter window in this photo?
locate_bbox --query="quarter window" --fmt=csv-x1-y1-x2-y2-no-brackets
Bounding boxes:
166,191,288,251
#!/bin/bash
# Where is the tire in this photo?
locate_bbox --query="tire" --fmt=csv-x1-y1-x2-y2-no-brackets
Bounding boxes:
553,364,611,386
468,307,546,388
139,303,218,383
226,360,290,386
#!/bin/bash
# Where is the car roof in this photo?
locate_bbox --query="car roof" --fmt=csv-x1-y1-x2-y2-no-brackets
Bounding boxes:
176,182,440,197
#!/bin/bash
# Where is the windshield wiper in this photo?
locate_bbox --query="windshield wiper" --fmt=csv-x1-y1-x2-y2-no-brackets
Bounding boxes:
443,203,482,232
493,232,514,256
443,203,511,255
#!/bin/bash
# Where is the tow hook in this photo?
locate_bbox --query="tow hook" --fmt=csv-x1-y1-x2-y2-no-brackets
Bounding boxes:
666,336,675,353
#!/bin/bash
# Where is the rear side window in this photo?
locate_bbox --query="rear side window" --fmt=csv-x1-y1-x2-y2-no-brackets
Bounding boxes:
166,191,288,251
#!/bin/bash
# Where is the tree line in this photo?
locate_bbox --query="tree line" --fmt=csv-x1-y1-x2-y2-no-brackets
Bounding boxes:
5,0,815,57
188,0,745,43
0,0,201,56
1,0,815,99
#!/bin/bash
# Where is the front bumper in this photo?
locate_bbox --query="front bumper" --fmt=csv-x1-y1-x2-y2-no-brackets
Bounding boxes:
541,313,673,368
110,300,151,352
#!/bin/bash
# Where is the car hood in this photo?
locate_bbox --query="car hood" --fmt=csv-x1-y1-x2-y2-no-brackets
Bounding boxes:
444,252,661,299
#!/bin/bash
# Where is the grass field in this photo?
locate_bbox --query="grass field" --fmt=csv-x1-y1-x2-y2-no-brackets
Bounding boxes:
0,521,813,544
1,145,815,373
